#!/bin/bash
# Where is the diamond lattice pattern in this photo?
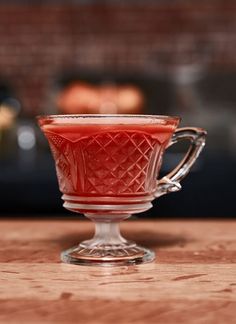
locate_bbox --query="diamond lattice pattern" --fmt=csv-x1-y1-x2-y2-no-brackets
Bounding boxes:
80,131,158,195
46,131,160,196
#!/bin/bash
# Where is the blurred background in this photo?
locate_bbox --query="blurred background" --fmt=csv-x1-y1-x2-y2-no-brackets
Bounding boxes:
0,1,235,218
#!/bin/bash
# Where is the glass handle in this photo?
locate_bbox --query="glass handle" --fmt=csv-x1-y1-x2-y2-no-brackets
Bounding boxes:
155,127,207,198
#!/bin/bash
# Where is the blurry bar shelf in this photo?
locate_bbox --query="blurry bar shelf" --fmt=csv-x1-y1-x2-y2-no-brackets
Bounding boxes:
0,152,235,217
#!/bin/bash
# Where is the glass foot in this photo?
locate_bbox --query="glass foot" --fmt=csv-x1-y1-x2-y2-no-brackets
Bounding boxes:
61,244,155,266
61,220,155,266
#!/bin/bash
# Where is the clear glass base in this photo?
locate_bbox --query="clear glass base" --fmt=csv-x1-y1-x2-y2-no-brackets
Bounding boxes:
61,245,155,266
60,221,155,266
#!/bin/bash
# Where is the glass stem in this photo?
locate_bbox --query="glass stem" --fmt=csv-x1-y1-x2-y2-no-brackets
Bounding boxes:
93,222,127,245
81,222,127,247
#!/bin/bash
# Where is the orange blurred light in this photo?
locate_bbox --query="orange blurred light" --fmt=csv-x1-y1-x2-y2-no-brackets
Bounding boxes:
56,82,144,115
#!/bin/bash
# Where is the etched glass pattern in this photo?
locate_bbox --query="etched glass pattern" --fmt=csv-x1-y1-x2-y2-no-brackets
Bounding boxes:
46,131,162,196
39,115,206,266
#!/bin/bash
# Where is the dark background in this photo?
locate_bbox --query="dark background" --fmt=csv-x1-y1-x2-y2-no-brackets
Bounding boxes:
0,0,235,217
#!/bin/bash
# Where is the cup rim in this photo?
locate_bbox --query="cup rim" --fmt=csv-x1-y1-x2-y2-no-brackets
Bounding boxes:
37,114,180,123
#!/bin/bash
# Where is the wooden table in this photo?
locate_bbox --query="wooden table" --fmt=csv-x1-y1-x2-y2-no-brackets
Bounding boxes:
0,219,235,323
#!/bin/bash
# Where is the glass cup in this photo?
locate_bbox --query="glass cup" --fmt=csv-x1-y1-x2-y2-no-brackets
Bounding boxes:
38,114,206,266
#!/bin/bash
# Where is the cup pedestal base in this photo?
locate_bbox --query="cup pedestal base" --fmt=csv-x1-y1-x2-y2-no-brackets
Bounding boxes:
61,244,155,266
60,219,155,266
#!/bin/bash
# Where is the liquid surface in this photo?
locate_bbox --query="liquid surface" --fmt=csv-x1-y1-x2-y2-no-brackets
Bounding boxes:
42,122,175,143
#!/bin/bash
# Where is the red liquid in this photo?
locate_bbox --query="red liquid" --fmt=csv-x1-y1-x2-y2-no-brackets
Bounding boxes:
41,119,177,198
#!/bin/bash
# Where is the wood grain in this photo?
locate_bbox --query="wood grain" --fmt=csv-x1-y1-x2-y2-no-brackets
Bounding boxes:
0,219,236,323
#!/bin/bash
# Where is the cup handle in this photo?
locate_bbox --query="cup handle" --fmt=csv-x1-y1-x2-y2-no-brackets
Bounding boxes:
155,127,207,198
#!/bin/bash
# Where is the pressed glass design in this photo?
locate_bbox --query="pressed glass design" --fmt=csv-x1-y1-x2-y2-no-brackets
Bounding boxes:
38,115,206,266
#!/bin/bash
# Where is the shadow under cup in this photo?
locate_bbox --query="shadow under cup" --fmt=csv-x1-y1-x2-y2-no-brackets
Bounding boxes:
38,114,205,266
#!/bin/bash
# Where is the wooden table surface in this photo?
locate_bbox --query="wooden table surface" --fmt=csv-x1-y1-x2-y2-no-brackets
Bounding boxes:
0,219,235,323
